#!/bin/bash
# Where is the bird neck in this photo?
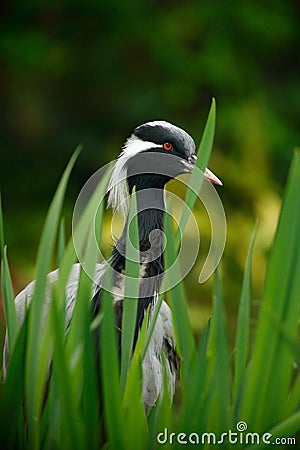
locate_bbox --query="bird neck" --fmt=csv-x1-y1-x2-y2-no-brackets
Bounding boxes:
134,187,165,241
125,172,170,241
107,186,166,347
113,186,165,262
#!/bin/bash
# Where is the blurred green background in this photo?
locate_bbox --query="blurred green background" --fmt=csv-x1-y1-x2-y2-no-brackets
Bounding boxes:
0,1,299,343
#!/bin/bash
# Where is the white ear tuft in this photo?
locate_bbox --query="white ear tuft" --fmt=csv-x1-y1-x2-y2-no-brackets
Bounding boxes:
107,152,130,218
107,135,161,218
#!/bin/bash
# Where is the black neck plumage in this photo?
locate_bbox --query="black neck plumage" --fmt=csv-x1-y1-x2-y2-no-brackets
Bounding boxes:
91,184,166,350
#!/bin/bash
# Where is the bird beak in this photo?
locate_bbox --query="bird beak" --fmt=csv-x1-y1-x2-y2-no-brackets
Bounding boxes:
204,167,223,186
187,155,222,186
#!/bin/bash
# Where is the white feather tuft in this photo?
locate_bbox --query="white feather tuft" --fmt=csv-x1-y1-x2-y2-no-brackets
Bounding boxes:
107,135,161,217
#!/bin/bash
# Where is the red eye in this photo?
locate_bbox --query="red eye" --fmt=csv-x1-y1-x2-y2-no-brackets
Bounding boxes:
163,142,173,151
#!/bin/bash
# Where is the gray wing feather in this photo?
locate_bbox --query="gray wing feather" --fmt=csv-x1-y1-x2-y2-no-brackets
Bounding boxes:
142,301,178,413
3,263,178,414
2,263,105,378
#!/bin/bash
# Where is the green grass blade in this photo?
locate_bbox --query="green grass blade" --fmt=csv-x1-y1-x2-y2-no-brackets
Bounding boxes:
267,249,300,415
50,297,85,450
283,371,300,418
65,195,106,449
122,310,149,450
266,411,300,443
205,267,230,433
25,148,80,448
179,319,211,433
80,321,100,450
244,411,300,450
66,200,105,351
0,193,5,256
233,221,258,404
101,272,124,450
177,98,216,238
239,149,300,430
76,201,105,450
40,359,62,450
122,353,148,450
57,217,66,266
48,162,110,449
121,188,140,390
147,359,173,450
1,246,19,354
57,163,112,301
0,313,28,450
164,203,195,380
194,98,217,173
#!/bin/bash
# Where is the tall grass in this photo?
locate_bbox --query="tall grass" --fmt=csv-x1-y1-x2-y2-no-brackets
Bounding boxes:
1,102,300,449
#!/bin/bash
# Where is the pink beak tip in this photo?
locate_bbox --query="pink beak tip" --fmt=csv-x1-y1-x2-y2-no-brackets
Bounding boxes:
204,168,223,186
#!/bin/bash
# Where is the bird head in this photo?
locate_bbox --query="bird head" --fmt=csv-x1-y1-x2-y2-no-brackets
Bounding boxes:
107,121,222,217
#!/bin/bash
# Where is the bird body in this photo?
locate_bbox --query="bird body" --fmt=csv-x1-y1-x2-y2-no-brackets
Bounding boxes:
3,120,221,412
3,262,175,413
